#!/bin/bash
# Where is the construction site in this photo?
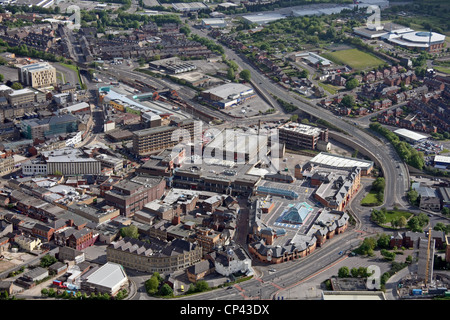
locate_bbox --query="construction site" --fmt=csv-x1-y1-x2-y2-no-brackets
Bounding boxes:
396,228,450,299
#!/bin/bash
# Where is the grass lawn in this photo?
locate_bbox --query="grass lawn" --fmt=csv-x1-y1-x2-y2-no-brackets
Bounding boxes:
59,62,78,73
434,66,450,74
59,62,82,85
360,191,381,206
56,71,66,84
317,81,340,95
324,48,385,71
384,210,413,224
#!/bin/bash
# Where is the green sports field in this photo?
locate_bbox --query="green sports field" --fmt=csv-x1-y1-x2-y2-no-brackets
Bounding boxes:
324,48,385,71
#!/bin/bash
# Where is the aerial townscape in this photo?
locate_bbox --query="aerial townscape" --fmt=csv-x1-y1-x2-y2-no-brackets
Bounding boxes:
0,0,449,306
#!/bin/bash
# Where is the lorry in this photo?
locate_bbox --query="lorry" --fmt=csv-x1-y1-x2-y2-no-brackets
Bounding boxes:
53,280,67,289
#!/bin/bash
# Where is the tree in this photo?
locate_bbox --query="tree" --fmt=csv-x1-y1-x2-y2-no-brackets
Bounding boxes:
407,189,419,205
48,288,56,297
195,280,209,292
159,284,173,297
358,267,368,277
406,255,413,264
358,237,377,256
338,266,350,278
180,25,191,35
227,68,235,81
371,209,386,224
397,216,407,228
239,69,251,82
372,177,385,193
40,254,57,268
120,225,139,239
351,267,359,278
407,215,427,232
145,276,159,294
0,73,3,82
346,78,359,90
377,233,391,249
11,82,23,90
341,95,355,108
381,249,396,261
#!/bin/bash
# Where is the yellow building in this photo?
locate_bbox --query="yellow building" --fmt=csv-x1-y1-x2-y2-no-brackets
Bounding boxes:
15,235,42,252
18,62,57,89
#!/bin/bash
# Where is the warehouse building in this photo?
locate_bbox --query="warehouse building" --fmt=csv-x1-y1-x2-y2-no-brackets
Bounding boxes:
201,83,256,109
353,22,411,39
308,152,374,176
201,18,227,29
149,57,197,74
434,155,450,169
81,262,128,296
172,2,208,12
394,128,427,143
242,13,286,26
7,88,45,106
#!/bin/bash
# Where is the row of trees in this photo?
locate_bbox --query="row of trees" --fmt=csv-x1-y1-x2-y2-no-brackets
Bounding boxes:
80,10,181,31
0,41,61,63
0,4,61,14
189,34,225,56
373,177,386,204
41,288,127,300
369,122,425,170
337,266,371,278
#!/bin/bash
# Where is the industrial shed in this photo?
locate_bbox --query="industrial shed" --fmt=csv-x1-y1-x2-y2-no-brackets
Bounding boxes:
81,262,128,296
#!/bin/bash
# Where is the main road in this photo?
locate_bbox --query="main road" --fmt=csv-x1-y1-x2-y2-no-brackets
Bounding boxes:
175,225,366,301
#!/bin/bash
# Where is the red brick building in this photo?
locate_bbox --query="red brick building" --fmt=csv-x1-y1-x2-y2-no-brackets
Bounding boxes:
67,228,98,251
105,176,166,217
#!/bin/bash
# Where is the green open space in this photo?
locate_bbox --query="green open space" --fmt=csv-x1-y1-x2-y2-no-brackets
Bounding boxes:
317,81,341,94
360,190,381,206
383,210,413,224
434,66,450,74
58,63,82,85
324,48,385,71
